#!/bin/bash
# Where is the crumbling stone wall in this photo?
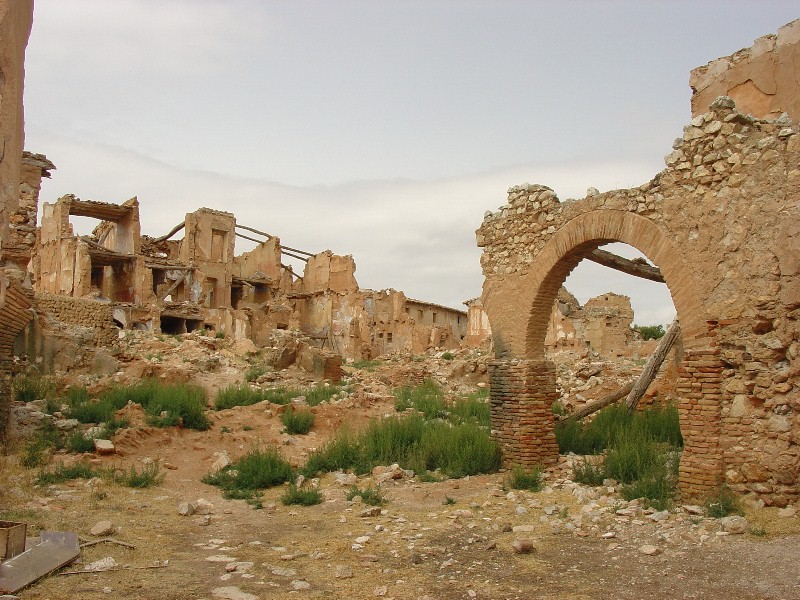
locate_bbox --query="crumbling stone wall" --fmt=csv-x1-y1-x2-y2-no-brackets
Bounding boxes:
478,96,799,503
32,293,117,348
691,19,800,121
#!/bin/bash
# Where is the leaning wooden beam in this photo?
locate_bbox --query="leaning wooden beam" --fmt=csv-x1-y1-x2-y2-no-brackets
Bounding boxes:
556,381,634,423
235,223,274,240
157,272,189,302
235,231,263,244
585,248,665,283
279,244,314,257
281,249,309,263
151,221,186,244
625,318,681,411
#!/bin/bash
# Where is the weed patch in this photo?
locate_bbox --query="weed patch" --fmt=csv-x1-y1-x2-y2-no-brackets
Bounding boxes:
203,447,293,500
506,466,544,492
281,407,315,434
281,484,323,506
36,462,96,485
704,485,744,518
346,485,386,506
116,463,164,488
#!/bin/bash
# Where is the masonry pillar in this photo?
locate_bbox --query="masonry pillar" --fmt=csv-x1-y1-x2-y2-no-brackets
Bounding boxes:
489,358,560,468
676,341,725,498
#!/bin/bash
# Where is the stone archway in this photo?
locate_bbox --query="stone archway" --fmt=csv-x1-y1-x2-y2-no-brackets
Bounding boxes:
476,99,800,504
484,210,723,497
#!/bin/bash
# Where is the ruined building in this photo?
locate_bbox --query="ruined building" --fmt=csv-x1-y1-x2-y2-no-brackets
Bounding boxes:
478,19,800,505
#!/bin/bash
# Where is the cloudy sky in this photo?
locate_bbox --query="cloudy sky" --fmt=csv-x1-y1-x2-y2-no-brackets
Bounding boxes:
22,1,798,325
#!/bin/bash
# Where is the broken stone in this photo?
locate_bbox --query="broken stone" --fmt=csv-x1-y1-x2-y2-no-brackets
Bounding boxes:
178,501,196,516
511,539,535,554
89,520,115,537
638,544,660,556
93,439,115,455
720,515,749,534
334,565,353,579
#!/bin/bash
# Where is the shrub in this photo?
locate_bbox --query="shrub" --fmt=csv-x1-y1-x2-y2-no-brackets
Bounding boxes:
704,484,744,518
215,385,297,410
441,352,454,361
66,431,96,453
346,485,386,506
551,400,566,416
603,428,661,484
506,466,544,492
142,382,210,430
36,462,96,485
450,394,491,427
572,458,606,486
203,447,293,500
394,380,447,419
281,407,315,435
634,324,666,340
12,374,55,403
301,415,501,480
281,484,323,506
116,463,164,488
304,384,341,406
244,365,266,382
20,423,63,468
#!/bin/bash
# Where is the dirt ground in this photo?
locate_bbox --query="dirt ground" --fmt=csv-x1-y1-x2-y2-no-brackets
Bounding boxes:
2,338,799,600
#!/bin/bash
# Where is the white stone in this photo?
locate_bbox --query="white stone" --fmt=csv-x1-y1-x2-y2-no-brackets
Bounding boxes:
638,544,660,556
90,520,115,536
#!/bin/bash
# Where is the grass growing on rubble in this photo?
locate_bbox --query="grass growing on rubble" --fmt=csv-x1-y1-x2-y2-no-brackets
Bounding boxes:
506,465,545,492
67,380,210,430
203,446,294,502
281,484,323,506
12,372,56,404
301,413,501,479
280,406,315,434
559,403,683,510
214,383,342,410
115,463,165,488
395,381,491,427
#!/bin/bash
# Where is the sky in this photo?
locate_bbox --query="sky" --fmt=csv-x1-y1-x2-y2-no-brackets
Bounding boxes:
21,1,799,326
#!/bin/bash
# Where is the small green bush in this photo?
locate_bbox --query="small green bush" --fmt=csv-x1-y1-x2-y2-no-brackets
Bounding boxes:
281,484,323,506
116,463,164,488
506,466,544,492
203,447,293,500
394,380,446,419
572,458,606,486
441,352,454,361
281,407,315,435
66,431,96,453
215,385,297,410
244,365,266,382
36,462,96,485
346,485,386,506
142,382,210,430
551,400,566,416
603,429,661,484
303,414,501,480
304,384,341,406
704,484,743,518
12,374,55,403
20,423,64,468
634,324,666,340
449,394,491,427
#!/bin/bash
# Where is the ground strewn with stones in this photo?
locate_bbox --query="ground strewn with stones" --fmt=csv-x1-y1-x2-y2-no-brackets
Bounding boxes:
2,339,799,600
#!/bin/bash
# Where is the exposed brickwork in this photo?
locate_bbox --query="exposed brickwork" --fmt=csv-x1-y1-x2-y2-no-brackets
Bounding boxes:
0,277,32,441
477,98,799,503
489,359,559,468
676,337,725,499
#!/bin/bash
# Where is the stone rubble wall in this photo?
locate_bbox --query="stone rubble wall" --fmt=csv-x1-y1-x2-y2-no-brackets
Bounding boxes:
690,18,800,121
32,292,118,348
477,97,799,503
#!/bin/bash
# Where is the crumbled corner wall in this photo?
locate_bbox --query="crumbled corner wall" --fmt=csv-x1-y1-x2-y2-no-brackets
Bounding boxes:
690,18,800,120
0,0,34,443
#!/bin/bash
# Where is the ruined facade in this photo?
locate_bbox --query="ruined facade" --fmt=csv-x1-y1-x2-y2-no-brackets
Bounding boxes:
16,189,468,373
478,86,800,503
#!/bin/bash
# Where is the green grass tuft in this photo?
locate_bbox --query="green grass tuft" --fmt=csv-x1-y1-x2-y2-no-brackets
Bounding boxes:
506,465,544,491
116,463,164,488
280,407,315,435
346,485,386,506
36,462,96,485
703,484,744,518
281,484,323,506
203,447,294,500
12,374,55,403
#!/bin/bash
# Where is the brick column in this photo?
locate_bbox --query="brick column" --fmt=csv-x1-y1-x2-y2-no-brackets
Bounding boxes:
677,345,724,498
489,358,559,468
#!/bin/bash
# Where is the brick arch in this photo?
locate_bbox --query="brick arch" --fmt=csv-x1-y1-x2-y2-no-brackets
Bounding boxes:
484,209,723,497
520,210,708,359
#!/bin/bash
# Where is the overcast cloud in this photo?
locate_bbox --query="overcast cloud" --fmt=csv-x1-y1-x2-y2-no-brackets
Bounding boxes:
22,1,799,326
